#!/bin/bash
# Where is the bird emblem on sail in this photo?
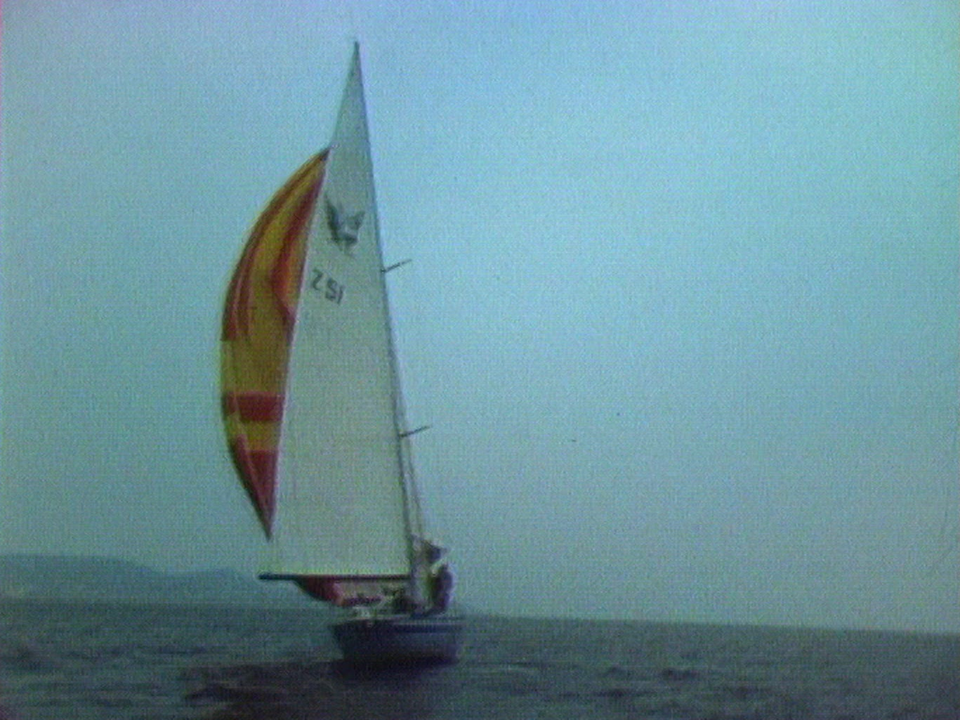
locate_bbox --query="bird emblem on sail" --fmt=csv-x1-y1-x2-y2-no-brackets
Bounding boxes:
324,197,364,254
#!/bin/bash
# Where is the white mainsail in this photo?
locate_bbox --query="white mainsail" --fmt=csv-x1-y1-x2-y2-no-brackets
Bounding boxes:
267,45,417,580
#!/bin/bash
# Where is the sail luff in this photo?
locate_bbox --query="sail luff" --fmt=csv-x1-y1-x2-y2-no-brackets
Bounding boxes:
220,153,326,535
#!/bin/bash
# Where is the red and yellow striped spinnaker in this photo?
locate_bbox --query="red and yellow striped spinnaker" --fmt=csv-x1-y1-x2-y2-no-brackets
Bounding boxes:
220,152,326,536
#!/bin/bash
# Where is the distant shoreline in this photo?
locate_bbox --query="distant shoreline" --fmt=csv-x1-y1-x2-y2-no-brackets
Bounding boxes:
3,555,954,638
0,553,311,608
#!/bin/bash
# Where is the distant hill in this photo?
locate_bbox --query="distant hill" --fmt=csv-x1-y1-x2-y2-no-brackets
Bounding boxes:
0,554,313,607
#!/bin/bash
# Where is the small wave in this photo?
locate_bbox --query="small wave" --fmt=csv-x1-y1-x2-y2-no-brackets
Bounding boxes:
594,686,654,701
186,681,284,704
724,682,762,700
0,642,57,672
660,666,700,682
599,664,631,679
151,644,212,657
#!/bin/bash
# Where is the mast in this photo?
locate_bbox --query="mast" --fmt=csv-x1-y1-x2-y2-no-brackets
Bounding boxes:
355,43,426,602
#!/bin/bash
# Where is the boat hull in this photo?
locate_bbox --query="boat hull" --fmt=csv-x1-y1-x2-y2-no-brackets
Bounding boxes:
331,614,462,665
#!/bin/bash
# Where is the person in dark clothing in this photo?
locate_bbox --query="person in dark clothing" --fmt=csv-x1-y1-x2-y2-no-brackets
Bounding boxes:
430,563,453,612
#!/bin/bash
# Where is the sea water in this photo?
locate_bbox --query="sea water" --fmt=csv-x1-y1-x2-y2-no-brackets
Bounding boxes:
0,600,956,719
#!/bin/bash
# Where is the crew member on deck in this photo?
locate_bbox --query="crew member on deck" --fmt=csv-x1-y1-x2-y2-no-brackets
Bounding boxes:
430,562,453,612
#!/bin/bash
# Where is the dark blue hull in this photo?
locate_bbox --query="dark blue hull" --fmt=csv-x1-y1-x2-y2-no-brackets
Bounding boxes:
331,614,462,665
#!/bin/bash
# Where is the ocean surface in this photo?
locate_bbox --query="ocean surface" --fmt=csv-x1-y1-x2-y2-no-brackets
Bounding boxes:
0,600,956,720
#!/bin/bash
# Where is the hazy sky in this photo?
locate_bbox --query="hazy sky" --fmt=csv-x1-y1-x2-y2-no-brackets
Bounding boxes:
1,1,957,634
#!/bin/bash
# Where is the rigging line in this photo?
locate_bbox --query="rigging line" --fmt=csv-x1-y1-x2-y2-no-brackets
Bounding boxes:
343,0,358,45
924,491,959,579
383,259,412,273
924,529,959,579
400,425,431,438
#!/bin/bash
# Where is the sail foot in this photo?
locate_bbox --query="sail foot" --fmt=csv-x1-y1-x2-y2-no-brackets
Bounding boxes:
261,574,408,607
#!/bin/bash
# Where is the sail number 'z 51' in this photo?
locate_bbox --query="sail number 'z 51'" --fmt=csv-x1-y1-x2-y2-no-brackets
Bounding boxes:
310,269,345,305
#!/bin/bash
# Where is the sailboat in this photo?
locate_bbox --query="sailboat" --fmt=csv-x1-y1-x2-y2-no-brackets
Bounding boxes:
219,44,461,665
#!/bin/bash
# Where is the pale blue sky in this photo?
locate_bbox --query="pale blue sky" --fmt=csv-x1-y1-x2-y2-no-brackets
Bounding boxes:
1,1,957,633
